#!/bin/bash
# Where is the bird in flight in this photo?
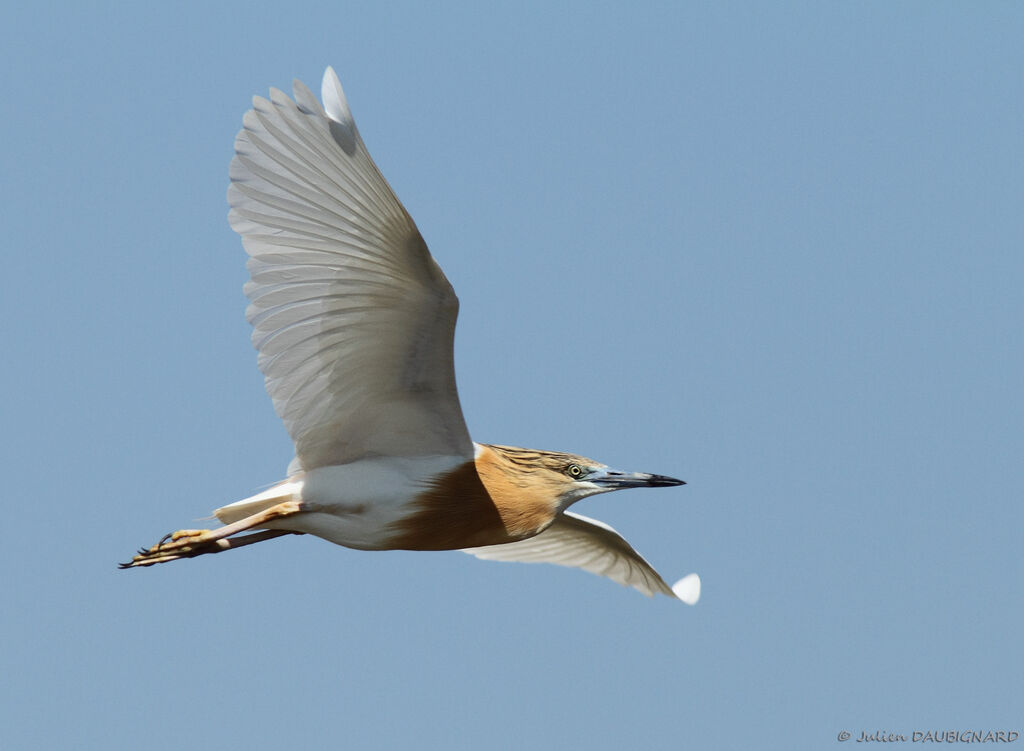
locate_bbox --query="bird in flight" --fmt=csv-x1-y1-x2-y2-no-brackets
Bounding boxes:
121,67,700,604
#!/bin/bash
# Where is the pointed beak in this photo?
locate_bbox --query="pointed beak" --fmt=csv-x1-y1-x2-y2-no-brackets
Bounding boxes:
590,469,686,489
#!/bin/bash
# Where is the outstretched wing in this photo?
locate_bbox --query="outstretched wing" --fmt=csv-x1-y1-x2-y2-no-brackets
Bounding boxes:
228,67,473,470
463,511,701,604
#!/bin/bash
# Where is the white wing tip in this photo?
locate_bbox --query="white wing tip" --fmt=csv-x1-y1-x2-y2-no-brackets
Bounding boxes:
321,66,353,125
319,66,358,155
671,573,701,605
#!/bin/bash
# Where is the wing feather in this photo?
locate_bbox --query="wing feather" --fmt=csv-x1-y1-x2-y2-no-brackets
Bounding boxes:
463,512,701,603
228,67,473,469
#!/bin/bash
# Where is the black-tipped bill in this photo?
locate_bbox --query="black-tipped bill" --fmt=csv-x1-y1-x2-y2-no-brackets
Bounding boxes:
590,469,686,489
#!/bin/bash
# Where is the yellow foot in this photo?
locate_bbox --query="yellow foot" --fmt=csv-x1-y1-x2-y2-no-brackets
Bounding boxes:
119,501,305,569
169,529,209,542
150,528,213,550
120,528,218,568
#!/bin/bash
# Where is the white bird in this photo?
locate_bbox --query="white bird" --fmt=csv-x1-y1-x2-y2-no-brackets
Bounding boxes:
121,67,700,605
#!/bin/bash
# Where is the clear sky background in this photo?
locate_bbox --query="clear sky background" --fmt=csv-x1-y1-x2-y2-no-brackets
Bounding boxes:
2,3,1021,749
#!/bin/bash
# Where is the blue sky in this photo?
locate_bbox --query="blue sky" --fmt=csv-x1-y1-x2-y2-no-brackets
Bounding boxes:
2,2,1021,749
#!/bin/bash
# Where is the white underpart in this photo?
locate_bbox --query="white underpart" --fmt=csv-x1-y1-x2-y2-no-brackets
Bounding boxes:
216,455,464,550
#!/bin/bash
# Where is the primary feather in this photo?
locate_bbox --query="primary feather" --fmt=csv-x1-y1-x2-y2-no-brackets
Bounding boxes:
228,67,472,470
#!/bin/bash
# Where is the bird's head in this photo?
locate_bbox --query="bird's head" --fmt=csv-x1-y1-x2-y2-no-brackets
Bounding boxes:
484,444,685,510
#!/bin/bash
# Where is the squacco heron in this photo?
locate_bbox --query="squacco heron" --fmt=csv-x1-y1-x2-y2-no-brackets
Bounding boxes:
120,67,700,605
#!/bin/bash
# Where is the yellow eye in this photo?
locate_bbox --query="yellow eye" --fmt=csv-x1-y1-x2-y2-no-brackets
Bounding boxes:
567,464,583,478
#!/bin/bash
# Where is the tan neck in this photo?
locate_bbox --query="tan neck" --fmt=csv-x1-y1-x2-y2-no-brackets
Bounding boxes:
474,444,564,538
385,444,563,550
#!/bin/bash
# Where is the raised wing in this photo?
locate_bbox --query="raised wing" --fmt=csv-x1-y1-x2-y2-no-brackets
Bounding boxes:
463,511,701,604
228,68,473,469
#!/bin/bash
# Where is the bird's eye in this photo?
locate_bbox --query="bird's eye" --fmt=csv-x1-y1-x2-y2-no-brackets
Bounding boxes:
567,464,584,479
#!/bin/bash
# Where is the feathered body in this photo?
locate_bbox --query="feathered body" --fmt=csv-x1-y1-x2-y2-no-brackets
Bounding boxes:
121,67,700,604
216,444,592,551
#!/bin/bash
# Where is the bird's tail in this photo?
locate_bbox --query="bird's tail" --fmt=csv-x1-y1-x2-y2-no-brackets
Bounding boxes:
214,478,302,525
